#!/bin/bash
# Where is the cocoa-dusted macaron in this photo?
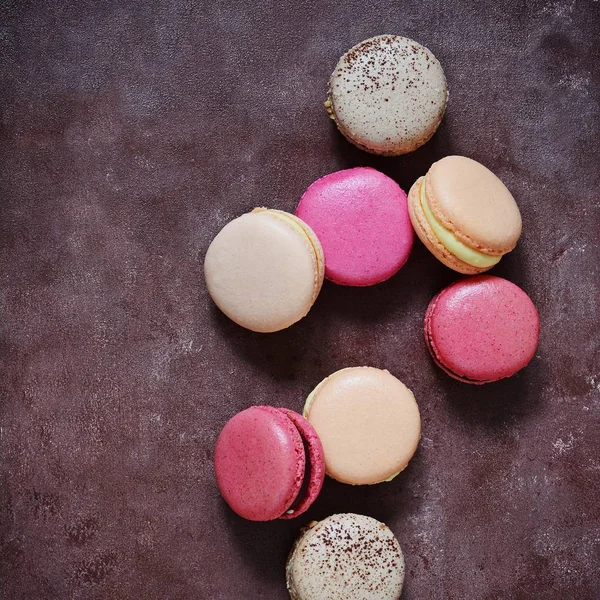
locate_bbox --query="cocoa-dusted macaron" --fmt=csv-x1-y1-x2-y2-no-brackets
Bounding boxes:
286,513,405,600
408,156,522,274
326,35,448,156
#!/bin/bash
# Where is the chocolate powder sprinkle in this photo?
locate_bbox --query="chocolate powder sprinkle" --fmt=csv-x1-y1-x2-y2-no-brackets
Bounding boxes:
327,34,448,156
286,513,405,600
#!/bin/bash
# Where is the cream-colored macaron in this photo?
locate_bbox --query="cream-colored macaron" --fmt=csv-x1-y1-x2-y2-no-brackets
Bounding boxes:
408,155,522,274
286,513,405,600
303,367,421,485
326,35,448,156
204,209,324,333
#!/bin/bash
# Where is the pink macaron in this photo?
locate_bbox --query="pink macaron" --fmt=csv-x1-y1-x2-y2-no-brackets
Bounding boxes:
296,167,414,286
424,276,540,384
214,406,325,521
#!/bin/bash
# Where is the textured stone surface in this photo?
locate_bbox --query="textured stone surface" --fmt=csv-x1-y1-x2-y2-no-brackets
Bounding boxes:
0,0,599,598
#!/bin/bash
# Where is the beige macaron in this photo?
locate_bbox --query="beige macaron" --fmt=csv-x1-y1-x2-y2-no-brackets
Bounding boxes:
286,513,405,600
408,155,522,274
303,367,421,485
326,35,448,156
204,209,324,333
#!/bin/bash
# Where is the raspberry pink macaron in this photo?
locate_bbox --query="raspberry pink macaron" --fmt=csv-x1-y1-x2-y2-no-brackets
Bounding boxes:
424,276,540,384
214,406,325,521
296,168,414,286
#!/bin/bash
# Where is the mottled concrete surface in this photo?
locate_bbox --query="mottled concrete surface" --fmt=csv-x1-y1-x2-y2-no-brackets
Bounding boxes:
0,1,598,598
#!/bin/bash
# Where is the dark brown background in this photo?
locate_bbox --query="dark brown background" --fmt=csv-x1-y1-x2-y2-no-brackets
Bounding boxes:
1,0,599,598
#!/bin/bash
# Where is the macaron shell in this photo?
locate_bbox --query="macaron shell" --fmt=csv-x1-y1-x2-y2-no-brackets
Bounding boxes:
204,210,324,333
427,156,522,253
296,168,414,286
408,177,485,275
214,406,305,521
424,291,482,383
286,513,405,600
259,209,325,299
328,35,448,156
304,367,421,485
425,276,540,383
278,408,326,520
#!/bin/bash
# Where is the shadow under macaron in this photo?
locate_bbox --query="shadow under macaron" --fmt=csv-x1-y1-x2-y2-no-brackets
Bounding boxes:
295,443,425,527
312,228,457,326
211,303,327,383
432,354,545,431
218,499,299,591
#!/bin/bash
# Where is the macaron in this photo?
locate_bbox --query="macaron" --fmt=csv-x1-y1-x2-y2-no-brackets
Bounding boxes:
408,156,522,274
303,367,421,485
296,168,414,286
326,35,448,156
214,406,325,521
424,276,540,384
286,513,405,600
204,209,325,332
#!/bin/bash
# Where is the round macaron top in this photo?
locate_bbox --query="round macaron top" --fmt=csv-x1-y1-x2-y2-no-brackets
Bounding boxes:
425,276,540,383
303,367,421,485
296,168,414,286
328,35,448,156
204,209,324,333
215,406,305,521
286,513,405,600
426,156,522,253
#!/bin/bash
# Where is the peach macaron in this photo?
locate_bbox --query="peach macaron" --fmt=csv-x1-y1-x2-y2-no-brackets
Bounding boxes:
303,367,420,485
408,156,522,274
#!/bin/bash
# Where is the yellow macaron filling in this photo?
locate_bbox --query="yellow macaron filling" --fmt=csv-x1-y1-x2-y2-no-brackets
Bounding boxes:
420,177,501,268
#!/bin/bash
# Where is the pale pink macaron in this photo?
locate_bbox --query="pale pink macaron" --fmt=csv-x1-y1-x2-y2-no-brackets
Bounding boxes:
424,276,540,384
296,168,414,286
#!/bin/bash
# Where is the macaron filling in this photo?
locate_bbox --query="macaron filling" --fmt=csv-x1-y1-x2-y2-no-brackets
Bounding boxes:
282,435,312,517
419,177,501,268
